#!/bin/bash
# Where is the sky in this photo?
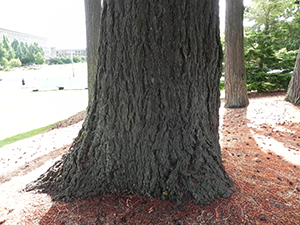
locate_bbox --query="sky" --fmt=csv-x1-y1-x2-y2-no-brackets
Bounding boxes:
0,0,252,49
0,0,86,49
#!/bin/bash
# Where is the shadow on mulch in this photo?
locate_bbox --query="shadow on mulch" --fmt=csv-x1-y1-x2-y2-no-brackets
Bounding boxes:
36,97,300,225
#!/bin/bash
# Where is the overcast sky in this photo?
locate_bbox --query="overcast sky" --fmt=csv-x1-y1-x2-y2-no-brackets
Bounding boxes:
0,0,252,49
0,0,86,49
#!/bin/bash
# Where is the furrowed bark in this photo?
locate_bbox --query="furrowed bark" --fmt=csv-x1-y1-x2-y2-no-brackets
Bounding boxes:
285,47,300,106
225,0,249,108
26,0,233,206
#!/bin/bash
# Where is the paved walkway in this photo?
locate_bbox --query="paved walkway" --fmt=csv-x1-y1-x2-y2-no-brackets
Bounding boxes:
0,89,88,140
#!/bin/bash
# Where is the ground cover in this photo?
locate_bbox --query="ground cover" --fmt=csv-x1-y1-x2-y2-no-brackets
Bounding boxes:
0,92,299,224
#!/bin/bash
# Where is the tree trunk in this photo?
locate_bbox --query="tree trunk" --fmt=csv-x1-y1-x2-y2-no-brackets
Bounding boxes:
85,0,102,105
225,0,249,108
26,0,233,206
285,47,300,105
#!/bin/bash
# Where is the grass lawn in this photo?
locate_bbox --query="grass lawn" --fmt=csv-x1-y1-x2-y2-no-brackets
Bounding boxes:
0,122,58,148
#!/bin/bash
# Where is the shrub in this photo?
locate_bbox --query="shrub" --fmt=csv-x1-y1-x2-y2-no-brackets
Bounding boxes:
9,58,22,68
73,56,81,63
61,57,72,64
246,66,292,93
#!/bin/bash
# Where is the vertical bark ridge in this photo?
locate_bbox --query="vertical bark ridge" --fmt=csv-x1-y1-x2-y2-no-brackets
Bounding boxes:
285,47,300,105
26,0,233,206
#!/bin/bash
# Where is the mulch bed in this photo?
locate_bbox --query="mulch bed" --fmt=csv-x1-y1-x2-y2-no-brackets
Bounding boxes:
1,92,300,224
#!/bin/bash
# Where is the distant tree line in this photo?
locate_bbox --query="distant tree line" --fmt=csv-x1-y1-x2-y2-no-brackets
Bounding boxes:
48,55,86,65
0,35,46,68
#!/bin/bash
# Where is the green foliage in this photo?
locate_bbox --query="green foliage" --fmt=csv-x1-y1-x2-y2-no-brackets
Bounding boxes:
244,0,299,93
0,36,45,66
9,58,22,67
244,29,278,69
72,55,81,63
0,43,7,60
61,57,72,64
220,80,225,91
0,57,9,67
34,52,45,64
246,66,292,93
2,35,15,60
275,48,298,69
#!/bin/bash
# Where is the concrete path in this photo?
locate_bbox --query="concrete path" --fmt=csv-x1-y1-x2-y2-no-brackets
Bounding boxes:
0,89,88,140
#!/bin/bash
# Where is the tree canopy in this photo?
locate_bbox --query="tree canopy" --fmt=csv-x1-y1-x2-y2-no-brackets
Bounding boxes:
243,0,300,93
0,36,45,67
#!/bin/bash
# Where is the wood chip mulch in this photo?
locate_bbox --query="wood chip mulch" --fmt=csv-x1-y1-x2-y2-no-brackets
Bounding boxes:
1,92,300,225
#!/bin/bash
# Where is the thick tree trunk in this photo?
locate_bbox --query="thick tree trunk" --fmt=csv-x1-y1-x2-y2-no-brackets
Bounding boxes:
85,0,102,105
285,47,300,105
225,0,249,108
27,0,233,206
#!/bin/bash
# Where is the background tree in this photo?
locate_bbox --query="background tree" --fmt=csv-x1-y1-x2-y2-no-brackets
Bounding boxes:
285,47,300,105
244,0,299,93
34,52,45,65
2,35,15,60
244,0,299,68
225,0,249,108
84,0,102,105
29,43,44,64
11,39,22,60
0,43,7,65
27,0,233,206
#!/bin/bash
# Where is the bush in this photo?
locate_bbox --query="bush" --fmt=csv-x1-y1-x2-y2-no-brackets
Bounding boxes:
9,58,22,68
73,56,81,63
246,66,292,93
61,57,72,64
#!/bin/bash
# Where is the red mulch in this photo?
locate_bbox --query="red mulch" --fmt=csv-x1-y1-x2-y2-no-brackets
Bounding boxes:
1,92,300,225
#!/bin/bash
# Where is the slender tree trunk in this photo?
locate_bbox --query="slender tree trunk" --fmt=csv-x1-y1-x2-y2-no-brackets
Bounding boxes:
26,0,233,206
285,47,300,105
85,0,102,105
225,0,249,108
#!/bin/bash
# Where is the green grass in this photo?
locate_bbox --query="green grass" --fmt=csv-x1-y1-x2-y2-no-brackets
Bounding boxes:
0,122,58,148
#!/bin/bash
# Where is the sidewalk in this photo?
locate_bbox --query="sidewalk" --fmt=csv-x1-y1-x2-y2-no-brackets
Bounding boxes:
0,89,88,140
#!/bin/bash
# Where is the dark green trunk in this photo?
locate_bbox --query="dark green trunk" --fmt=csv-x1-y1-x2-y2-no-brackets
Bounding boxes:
27,0,233,206
225,0,249,108
285,47,300,106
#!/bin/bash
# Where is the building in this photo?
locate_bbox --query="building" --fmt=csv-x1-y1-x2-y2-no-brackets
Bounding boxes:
0,28,50,59
51,47,86,58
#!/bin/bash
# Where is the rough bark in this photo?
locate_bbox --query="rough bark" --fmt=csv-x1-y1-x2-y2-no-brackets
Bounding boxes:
26,0,233,206
85,0,102,105
285,47,300,106
225,0,249,108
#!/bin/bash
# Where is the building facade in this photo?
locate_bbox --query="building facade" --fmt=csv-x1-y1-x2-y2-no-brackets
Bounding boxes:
51,47,86,58
0,28,50,59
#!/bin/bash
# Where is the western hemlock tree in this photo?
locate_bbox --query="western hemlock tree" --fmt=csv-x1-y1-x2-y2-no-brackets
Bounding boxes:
85,0,102,105
26,0,233,206
285,47,300,105
225,0,249,108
